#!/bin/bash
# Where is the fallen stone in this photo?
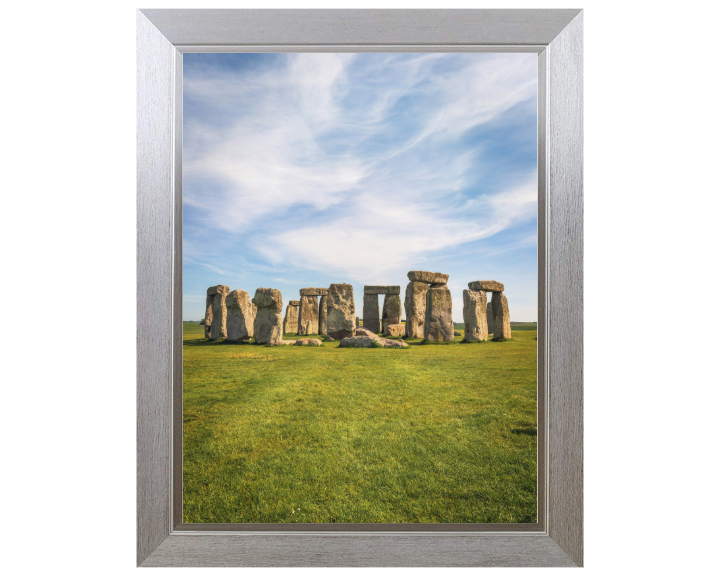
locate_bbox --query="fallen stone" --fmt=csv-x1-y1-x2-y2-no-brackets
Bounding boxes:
385,324,405,337
319,295,328,335
339,335,409,348
468,280,505,292
424,284,454,342
404,281,429,338
354,327,376,338
382,294,402,333
283,301,299,335
294,338,322,346
327,283,356,339
407,271,449,285
226,289,254,341
265,339,292,346
199,319,205,326
298,295,319,335
491,292,512,339
299,287,329,297
363,293,380,333
210,285,230,340
487,302,494,334
252,288,284,344
454,330,461,336
462,289,489,342
364,285,401,295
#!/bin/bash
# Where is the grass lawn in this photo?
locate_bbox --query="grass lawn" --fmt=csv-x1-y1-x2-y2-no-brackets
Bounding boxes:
182,321,538,524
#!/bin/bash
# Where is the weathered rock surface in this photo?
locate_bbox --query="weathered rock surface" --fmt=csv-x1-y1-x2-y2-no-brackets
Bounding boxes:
283,301,299,335
299,287,329,297
382,294,402,333
294,338,322,346
363,293,380,333
424,284,454,342
265,339,292,346
468,280,505,292
204,289,215,339
355,327,375,337
407,271,449,285
226,289,254,341
364,285,401,295
454,330,461,336
404,281,429,338
199,319,205,326
327,283,356,339
288,300,300,306
486,302,494,334
491,292,511,339
252,288,284,344
319,295,328,335
298,295,319,335
462,289,489,342
252,288,283,310
209,285,230,340
339,332,409,348
385,324,405,337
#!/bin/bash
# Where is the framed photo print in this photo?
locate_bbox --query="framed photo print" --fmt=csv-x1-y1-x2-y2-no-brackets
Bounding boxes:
137,9,583,567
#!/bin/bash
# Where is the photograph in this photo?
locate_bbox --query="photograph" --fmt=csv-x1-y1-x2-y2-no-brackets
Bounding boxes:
181,51,539,524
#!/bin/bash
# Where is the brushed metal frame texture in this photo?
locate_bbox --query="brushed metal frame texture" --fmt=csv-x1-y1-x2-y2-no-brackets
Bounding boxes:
138,8,583,567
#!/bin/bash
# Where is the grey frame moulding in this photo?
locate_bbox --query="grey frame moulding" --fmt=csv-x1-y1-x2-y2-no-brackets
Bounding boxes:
137,8,583,567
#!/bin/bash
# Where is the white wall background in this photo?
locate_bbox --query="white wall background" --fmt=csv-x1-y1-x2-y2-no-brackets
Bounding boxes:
1,1,718,574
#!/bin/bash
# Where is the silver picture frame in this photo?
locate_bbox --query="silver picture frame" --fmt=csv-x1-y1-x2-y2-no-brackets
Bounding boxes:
137,8,583,567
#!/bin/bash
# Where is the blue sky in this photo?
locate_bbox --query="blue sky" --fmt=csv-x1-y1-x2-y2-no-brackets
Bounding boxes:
183,52,538,322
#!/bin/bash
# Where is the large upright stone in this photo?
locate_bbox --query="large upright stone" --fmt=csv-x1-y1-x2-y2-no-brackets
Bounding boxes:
209,285,230,340
319,295,328,335
424,284,454,342
327,283,356,339
491,292,511,339
252,288,284,344
203,291,214,339
407,271,449,285
486,302,494,334
283,301,299,335
298,295,319,335
468,280,504,292
462,289,488,341
363,293,380,333
404,281,429,338
226,289,254,341
382,294,402,334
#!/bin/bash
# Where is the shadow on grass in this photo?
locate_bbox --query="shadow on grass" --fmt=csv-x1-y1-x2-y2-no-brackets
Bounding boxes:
184,338,255,347
511,427,538,436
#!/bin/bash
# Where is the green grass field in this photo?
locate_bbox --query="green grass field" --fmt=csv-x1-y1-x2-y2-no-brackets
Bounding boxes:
182,321,538,524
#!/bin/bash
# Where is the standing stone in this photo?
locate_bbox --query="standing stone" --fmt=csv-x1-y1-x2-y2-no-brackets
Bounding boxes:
462,289,488,341
424,284,454,342
252,288,284,345
209,285,230,340
363,293,380,333
283,300,300,335
382,294,402,334
327,283,356,339
298,295,319,335
226,289,254,341
491,292,511,339
486,302,494,335
319,295,328,335
203,287,218,339
404,281,429,338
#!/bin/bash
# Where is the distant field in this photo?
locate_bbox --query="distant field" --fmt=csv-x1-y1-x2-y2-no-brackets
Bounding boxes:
182,322,538,524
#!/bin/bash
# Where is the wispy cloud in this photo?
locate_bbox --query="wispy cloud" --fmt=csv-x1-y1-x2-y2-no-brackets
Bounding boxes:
183,52,538,320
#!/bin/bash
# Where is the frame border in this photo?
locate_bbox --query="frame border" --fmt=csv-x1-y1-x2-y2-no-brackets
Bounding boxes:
138,8,582,567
